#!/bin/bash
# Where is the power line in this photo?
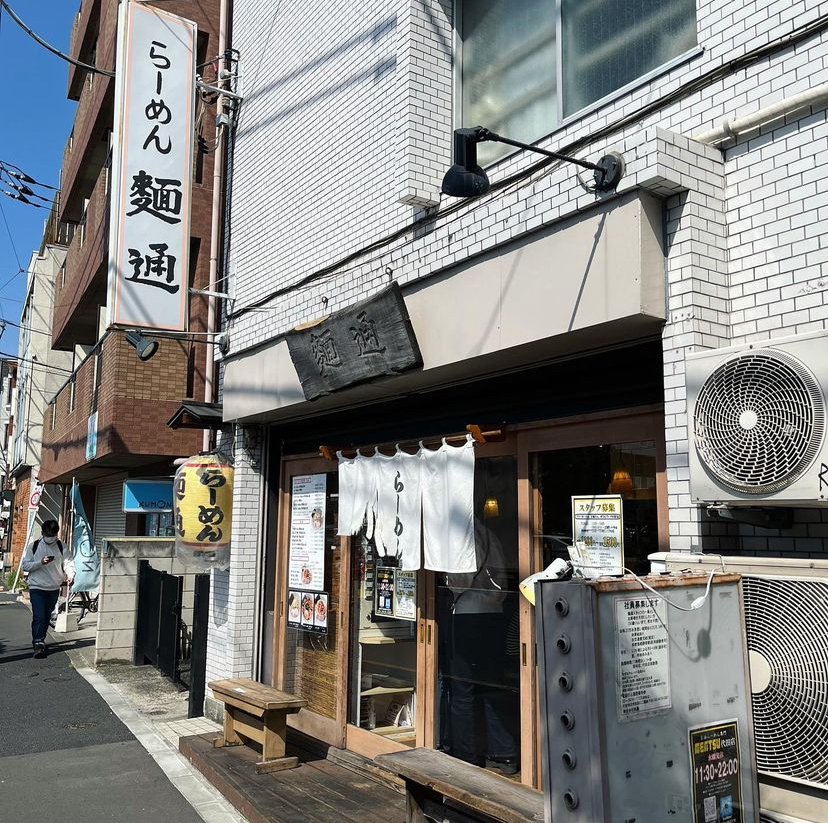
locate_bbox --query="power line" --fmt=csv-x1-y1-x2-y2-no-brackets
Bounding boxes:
0,0,114,78
0,199,21,271
0,265,25,293
0,350,72,375
0,160,58,191
2,316,58,340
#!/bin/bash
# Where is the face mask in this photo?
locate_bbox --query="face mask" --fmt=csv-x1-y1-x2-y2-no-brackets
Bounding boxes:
42,535,58,545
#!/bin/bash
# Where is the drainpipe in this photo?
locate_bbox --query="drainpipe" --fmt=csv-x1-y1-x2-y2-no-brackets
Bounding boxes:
694,82,828,144
203,0,230,452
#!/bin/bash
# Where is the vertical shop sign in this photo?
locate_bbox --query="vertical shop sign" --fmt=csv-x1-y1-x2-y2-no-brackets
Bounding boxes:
109,0,196,330
288,474,326,592
571,494,624,576
615,596,671,720
689,721,743,823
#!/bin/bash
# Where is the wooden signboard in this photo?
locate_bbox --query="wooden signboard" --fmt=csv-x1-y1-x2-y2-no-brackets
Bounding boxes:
286,283,422,400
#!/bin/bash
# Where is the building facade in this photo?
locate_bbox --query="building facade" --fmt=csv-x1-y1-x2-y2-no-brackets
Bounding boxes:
7,231,74,570
0,357,17,568
208,0,828,799
42,0,222,545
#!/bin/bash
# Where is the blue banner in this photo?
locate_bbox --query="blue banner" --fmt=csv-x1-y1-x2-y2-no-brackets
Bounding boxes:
71,482,99,593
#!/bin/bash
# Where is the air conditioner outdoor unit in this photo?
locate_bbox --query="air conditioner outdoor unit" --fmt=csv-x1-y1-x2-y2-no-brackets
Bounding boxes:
687,331,828,505
652,553,828,823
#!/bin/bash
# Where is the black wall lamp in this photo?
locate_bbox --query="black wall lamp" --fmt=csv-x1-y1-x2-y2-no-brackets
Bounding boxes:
125,330,159,362
441,126,625,198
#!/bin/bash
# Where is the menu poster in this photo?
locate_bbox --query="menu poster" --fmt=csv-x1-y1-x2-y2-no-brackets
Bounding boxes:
292,590,329,634
313,593,329,633
288,474,326,592
287,590,301,626
394,570,417,621
300,592,315,628
571,494,624,577
689,721,743,823
375,566,395,617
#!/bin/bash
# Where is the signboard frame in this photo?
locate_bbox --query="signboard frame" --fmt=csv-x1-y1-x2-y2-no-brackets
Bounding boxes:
122,478,175,513
689,719,744,823
288,474,327,593
571,493,624,576
108,0,197,331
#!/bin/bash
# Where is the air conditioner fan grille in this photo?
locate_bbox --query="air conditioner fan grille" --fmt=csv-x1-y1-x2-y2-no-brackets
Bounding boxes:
743,575,828,786
693,350,825,494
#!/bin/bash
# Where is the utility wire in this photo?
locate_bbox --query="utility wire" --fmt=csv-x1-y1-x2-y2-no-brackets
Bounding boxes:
2,315,58,339
0,350,73,375
0,160,58,191
0,266,25,293
0,0,114,77
0,199,21,271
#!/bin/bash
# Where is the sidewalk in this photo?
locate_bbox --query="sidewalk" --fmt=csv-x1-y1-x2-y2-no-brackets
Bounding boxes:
0,590,247,823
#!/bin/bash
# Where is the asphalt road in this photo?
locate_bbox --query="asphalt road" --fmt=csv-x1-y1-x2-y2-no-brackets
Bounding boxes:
0,592,204,822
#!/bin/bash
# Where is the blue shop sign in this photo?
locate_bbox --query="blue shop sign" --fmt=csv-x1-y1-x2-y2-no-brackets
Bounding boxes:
123,479,174,513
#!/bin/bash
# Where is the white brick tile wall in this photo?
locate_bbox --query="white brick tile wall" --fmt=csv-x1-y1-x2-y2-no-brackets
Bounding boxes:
207,0,828,682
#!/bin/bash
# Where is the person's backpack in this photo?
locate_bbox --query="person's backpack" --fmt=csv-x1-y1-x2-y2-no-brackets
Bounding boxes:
33,538,64,556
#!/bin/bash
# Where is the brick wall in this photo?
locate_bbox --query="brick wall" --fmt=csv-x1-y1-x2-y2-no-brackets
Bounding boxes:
224,0,828,543
40,332,203,482
10,472,32,567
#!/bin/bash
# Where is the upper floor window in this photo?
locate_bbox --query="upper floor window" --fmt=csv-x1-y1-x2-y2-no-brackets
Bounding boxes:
459,0,697,165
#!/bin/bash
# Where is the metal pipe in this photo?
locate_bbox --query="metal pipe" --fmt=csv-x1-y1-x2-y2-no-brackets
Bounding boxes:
694,82,828,144
203,0,230,452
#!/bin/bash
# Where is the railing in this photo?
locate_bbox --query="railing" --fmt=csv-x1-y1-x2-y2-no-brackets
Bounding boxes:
54,162,109,342
60,0,117,219
68,0,103,96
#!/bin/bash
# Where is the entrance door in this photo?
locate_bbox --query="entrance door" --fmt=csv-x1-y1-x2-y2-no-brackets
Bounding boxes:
274,458,348,747
345,523,424,757
432,454,524,779
274,409,666,784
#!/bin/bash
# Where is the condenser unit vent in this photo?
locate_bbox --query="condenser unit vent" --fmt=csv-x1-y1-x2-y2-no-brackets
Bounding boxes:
743,574,828,787
688,332,828,504
693,350,825,495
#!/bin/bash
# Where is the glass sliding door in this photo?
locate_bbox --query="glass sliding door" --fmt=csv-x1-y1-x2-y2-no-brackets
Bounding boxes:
533,441,659,573
434,456,522,779
347,526,418,748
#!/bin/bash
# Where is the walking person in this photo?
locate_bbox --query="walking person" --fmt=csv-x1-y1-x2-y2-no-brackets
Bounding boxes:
20,519,74,658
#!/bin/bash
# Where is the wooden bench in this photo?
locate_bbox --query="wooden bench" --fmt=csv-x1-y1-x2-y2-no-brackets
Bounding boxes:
208,678,306,774
376,748,544,823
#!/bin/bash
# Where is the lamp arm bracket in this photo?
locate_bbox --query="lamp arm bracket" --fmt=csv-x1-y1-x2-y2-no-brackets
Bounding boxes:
468,126,624,192
475,127,600,173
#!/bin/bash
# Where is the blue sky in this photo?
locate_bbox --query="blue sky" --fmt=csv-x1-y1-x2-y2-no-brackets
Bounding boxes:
0,1,77,347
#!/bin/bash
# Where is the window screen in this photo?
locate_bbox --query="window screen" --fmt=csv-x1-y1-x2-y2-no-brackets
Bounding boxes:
460,0,696,163
461,0,557,166
561,0,697,118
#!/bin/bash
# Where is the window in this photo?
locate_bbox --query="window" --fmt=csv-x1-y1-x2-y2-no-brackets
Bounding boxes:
460,0,696,164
